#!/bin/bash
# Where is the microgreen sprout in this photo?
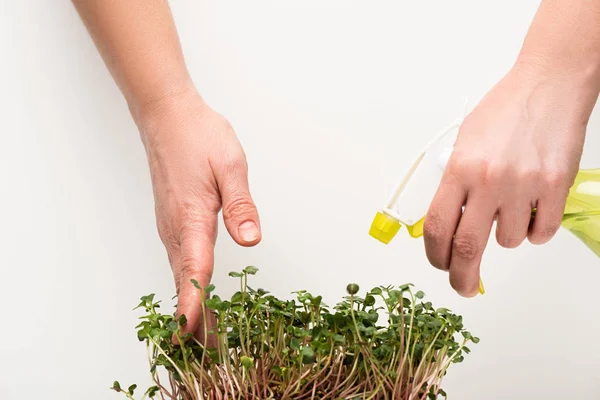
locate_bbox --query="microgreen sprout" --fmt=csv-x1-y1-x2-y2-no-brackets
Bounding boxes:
117,266,478,399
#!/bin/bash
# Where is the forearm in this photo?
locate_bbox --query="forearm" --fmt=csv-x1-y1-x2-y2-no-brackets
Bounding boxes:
515,0,600,117
72,0,193,123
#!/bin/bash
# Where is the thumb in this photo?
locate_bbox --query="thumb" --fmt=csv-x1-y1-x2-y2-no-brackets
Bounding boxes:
219,161,261,246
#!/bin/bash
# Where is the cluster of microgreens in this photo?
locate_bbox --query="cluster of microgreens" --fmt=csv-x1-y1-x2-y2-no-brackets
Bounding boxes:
113,267,478,400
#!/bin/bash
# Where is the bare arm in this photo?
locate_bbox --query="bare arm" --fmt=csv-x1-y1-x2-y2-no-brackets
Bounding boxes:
73,0,192,122
520,0,600,85
424,0,600,296
73,0,262,338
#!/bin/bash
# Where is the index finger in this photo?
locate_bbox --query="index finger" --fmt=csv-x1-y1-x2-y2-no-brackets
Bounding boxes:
175,218,217,342
424,175,467,271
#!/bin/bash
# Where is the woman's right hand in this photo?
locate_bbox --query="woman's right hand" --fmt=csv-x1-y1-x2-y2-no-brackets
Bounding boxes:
136,88,262,341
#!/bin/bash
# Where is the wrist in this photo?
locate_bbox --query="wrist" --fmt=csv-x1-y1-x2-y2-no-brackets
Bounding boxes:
515,50,600,85
128,78,199,127
512,52,600,124
129,82,205,143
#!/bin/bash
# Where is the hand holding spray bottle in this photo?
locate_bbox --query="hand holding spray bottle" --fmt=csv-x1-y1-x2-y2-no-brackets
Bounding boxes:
369,106,600,295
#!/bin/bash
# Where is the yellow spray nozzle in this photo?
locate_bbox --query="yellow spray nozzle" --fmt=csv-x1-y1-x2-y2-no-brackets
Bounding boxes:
369,211,402,244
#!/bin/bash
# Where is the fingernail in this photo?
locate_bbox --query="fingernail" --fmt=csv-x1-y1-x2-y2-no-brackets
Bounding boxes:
238,221,259,242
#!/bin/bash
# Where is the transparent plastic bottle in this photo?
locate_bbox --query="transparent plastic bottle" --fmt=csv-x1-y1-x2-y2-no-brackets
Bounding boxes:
559,169,600,257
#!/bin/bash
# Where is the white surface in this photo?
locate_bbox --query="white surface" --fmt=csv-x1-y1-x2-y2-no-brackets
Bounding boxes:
1,1,599,399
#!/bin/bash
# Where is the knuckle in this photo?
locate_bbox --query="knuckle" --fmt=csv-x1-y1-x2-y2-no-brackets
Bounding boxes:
217,154,250,195
447,155,477,177
452,232,480,261
176,200,204,224
515,165,540,183
423,213,446,244
176,237,214,293
222,196,256,221
224,154,248,177
177,256,212,289
423,213,451,270
179,217,216,241
179,254,200,278
543,169,569,188
483,161,514,187
449,156,491,186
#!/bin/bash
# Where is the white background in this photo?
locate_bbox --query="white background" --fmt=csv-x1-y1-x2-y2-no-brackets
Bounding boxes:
1,1,599,399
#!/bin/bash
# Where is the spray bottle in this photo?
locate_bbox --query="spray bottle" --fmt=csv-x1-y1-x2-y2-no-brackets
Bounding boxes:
369,113,600,295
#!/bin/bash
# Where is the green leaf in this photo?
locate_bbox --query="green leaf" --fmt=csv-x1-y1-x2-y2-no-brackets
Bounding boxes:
290,337,300,351
111,381,121,392
364,326,377,336
178,314,187,326
228,271,243,278
332,334,346,344
205,295,223,311
128,384,137,395
191,279,201,289
240,355,254,369
370,287,382,295
145,386,159,398
244,266,259,275
311,295,323,307
301,346,315,364
133,293,156,310
205,284,216,293
167,320,179,332
231,292,243,303
416,291,425,299
150,327,171,339
136,326,150,341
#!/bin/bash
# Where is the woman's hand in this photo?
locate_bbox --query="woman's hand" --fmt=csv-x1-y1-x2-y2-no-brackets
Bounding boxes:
72,0,261,339
424,60,592,297
422,0,600,298
138,89,261,338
